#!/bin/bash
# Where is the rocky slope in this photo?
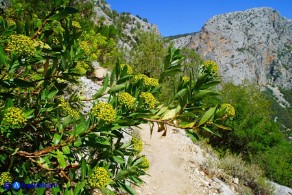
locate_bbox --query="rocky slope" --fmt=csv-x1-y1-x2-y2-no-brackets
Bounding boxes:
94,0,159,51
171,8,292,89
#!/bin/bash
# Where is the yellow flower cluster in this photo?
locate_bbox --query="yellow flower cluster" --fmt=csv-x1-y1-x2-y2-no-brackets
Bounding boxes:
121,64,133,75
182,76,190,82
7,34,36,56
0,172,12,186
140,92,156,109
75,61,89,75
203,60,219,73
133,74,159,87
88,167,111,188
92,102,116,123
118,92,135,108
7,18,16,26
221,103,235,117
3,107,27,129
72,21,81,29
132,137,143,154
52,37,59,45
59,98,79,119
79,41,91,55
144,78,159,87
140,157,150,169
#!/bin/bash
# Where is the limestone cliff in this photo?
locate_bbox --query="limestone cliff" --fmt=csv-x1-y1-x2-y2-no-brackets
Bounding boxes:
171,8,292,89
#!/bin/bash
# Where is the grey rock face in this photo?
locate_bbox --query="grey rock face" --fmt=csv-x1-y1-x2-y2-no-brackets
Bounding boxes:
172,8,292,89
270,181,292,195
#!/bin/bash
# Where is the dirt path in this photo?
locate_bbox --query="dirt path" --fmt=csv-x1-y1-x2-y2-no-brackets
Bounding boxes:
135,124,233,195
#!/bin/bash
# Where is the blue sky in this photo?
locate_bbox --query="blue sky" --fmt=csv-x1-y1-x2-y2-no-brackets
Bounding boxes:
105,0,292,37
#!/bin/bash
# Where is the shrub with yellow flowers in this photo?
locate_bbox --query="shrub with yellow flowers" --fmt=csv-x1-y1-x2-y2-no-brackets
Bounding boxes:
132,137,143,154
0,172,12,186
182,76,190,82
2,107,27,129
133,74,159,88
140,156,150,169
91,102,116,123
139,92,156,109
203,60,219,75
221,103,235,118
74,61,90,75
88,167,111,188
58,98,80,119
6,34,36,56
72,21,81,29
118,92,135,108
121,64,133,75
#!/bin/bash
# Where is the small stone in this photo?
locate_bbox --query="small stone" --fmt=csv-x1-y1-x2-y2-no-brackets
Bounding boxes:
233,177,239,184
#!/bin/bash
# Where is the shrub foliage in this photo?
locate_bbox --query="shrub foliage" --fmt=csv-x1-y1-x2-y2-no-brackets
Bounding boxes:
0,1,233,194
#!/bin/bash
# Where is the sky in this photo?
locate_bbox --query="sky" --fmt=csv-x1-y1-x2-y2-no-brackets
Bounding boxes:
105,0,292,37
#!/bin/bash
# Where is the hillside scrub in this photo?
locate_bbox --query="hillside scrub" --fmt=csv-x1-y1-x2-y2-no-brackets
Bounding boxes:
203,82,292,187
0,1,235,194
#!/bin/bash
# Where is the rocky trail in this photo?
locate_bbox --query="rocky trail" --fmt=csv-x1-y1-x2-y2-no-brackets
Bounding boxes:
135,124,236,195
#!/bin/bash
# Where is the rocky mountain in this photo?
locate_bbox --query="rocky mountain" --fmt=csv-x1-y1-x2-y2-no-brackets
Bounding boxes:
170,8,292,89
94,0,159,51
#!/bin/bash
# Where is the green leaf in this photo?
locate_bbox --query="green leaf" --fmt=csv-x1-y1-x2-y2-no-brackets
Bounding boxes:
93,74,109,99
36,188,46,195
62,115,73,127
12,79,35,88
62,146,70,154
179,121,195,128
132,157,145,166
47,88,59,99
49,12,69,21
202,126,221,137
109,84,126,94
81,158,86,180
115,169,132,180
161,108,176,120
74,181,86,195
186,129,200,142
56,150,67,169
120,183,137,195
100,187,115,195
193,90,219,100
214,124,232,130
199,106,216,126
117,75,133,84
0,47,8,66
174,88,188,100
113,156,125,164
53,133,62,145
24,109,34,119
200,80,221,89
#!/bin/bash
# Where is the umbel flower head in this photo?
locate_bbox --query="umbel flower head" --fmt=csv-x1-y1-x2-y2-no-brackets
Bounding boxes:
221,103,235,118
133,74,159,87
0,172,12,186
139,92,156,109
203,60,219,74
7,34,36,56
121,64,133,75
74,61,89,75
132,137,143,154
58,98,79,119
140,156,150,169
72,21,81,29
79,41,91,55
92,102,116,123
2,107,27,129
118,92,135,108
182,76,190,82
88,167,111,188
